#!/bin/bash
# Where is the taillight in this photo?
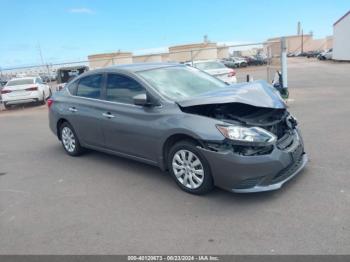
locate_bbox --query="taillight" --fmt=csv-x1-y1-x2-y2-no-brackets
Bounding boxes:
1,89,12,94
25,86,38,91
47,98,54,108
228,69,236,77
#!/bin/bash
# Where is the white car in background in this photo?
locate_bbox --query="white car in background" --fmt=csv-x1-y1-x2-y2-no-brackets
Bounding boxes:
1,77,51,109
188,60,237,84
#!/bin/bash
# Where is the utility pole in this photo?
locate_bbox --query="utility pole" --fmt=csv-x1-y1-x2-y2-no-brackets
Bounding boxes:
281,37,288,98
37,43,51,85
37,43,45,66
301,29,304,53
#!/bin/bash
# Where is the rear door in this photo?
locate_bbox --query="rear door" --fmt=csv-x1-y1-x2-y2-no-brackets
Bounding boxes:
66,73,106,147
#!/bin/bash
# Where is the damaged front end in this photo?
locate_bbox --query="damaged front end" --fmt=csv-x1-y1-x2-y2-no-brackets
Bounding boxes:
176,81,307,192
180,102,298,156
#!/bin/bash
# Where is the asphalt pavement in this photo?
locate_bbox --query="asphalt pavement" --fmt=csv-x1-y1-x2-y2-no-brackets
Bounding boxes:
0,58,349,254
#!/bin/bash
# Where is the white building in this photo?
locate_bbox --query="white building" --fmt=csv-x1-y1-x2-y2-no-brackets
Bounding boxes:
333,10,350,61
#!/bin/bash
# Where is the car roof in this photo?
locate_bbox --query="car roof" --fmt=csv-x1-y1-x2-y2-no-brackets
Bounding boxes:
99,62,181,73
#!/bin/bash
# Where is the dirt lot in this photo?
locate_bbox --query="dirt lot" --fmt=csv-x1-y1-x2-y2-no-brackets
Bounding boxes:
0,58,349,254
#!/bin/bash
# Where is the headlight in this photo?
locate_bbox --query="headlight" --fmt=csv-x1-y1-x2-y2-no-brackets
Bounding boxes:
216,125,276,145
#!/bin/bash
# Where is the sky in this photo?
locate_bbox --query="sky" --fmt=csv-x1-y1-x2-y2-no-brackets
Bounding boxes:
0,0,348,68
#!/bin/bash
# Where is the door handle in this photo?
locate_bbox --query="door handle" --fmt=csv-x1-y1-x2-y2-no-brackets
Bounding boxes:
69,107,78,112
102,112,115,118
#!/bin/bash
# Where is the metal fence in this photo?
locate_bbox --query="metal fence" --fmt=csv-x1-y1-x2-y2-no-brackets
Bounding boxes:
0,39,285,88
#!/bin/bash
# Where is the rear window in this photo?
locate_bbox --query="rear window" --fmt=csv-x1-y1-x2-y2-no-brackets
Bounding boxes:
6,79,34,86
194,61,226,70
76,74,102,99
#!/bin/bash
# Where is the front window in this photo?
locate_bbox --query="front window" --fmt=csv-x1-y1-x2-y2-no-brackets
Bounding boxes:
137,66,228,100
6,79,34,86
106,74,145,104
194,61,226,71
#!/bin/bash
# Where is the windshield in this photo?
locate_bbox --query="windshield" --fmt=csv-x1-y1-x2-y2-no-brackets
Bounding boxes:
194,61,226,70
137,66,228,100
6,79,34,86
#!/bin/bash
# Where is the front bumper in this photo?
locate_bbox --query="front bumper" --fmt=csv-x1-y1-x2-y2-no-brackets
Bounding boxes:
199,129,307,193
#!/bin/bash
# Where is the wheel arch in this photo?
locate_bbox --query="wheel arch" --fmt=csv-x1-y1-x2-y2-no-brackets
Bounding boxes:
161,133,205,171
56,118,69,140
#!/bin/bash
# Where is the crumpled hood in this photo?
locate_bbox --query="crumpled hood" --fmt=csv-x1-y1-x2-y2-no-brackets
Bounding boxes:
176,80,286,109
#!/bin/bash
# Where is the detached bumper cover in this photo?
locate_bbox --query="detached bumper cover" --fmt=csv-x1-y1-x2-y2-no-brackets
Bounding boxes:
199,129,308,193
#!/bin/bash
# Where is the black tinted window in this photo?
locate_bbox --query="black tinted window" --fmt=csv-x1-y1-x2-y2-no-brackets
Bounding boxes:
106,74,144,104
77,74,102,99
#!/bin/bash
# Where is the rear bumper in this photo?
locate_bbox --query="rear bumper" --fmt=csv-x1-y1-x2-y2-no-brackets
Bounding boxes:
199,129,307,193
2,92,40,104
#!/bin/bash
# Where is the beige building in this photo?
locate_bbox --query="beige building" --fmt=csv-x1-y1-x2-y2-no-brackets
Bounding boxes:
266,34,333,54
132,53,170,63
217,45,230,59
168,42,218,62
88,52,133,69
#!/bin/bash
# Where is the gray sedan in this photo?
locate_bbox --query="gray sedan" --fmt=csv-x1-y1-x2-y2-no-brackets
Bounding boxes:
48,63,307,194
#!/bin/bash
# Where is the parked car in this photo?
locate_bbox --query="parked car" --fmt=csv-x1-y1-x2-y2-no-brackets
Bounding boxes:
244,55,267,66
188,60,237,84
48,63,307,194
306,50,321,58
1,77,51,109
39,73,50,83
223,57,247,68
318,49,333,60
56,66,88,90
0,79,8,86
39,72,57,83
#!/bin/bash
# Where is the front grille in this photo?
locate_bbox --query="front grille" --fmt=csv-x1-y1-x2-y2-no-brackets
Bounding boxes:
234,177,263,189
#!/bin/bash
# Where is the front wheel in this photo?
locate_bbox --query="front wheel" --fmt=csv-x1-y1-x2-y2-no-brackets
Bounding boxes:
168,140,214,195
59,122,84,156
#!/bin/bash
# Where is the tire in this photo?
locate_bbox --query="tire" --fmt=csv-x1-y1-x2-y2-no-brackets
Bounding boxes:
3,102,10,110
59,122,84,156
168,140,214,195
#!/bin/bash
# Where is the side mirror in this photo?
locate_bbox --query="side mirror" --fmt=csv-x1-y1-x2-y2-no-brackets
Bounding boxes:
133,93,149,106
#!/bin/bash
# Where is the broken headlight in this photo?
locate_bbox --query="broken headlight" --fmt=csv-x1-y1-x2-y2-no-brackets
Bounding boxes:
216,125,277,145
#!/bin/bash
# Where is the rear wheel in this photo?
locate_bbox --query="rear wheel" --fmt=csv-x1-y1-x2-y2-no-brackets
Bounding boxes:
59,122,84,156
40,92,46,105
168,140,214,195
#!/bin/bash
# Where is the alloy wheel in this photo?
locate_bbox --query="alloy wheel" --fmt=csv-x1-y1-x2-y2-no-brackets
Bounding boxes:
61,127,76,153
172,149,204,189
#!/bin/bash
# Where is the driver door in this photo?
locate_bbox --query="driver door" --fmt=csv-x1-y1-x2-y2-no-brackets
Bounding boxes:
100,73,161,163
